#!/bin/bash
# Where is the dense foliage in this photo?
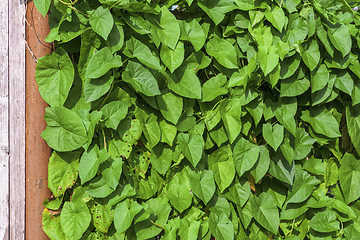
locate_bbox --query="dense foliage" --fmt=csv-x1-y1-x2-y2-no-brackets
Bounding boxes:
34,0,360,239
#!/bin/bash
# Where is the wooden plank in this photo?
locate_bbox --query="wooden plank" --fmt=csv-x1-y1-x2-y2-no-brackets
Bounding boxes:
9,0,26,239
25,2,52,239
0,0,9,239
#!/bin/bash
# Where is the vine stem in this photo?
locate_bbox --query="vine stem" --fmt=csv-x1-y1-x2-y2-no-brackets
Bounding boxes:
196,98,228,123
98,81,115,110
58,0,89,17
110,0,122,9
336,221,344,237
101,128,107,150
288,219,295,236
150,220,165,230
58,0,79,5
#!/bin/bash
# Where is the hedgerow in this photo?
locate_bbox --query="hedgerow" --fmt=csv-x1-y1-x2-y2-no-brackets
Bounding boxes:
34,0,360,239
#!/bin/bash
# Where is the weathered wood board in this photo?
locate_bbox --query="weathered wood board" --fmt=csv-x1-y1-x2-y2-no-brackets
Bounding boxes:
0,0,10,238
0,0,26,239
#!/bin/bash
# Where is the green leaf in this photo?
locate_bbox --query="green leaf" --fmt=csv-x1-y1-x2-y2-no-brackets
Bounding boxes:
198,0,236,25
311,64,330,93
150,144,174,175
122,60,161,96
265,6,286,32
311,75,337,106
250,192,280,235
167,174,192,213
106,24,124,53
159,120,177,146
285,17,308,46
228,67,248,88
118,118,143,146
273,98,297,136
286,168,320,204
303,157,326,175
209,212,234,240
220,98,242,144
166,67,202,99
346,105,360,155
224,177,250,207
309,209,340,233
79,145,109,184
41,107,88,151
202,74,228,102
301,40,320,71
78,30,99,80
301,106,341,138
263,123,284,151
34,0,51,18
156,89,183,124
207,196,231,219
86,176,114,198
280,54,301,79
208,146,235,193
84,111,102,151
200,101,221,131
246,97,264,127
48,151,80,197
124,36,162,71
280,200,309,221
89,6,114,40
182,19,207,51
178,132,204,167
331,198,356,221
101,100,130,130
101,158,123,190
328,24,352,57
293,128,314,160
91,203,114,233
238,199,253,229
122,12,150,35
42,209,65,240
339,153,360,204
280,77,310,97
269,152,295,185
326,158,339,187
250,146,271,183
317,22,335,57
36,48,74,107
160,41,184,73
114,199,143,233
283,0,301,13
258,45,279,76
86,47,122,79
233,138,260,177
142,114,161,148
158,7,180,50
184,51,211,71
206,36,238,69
134,197,171,239
209,124,228,147
84,72,114,103
179,219,201,240
334,70,354,96
60,201,91,240
280,137,294,164
251,26,272,52
189,170,216,204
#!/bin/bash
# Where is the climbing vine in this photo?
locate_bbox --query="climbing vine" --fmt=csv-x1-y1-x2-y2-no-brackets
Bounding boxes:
34,0,360,239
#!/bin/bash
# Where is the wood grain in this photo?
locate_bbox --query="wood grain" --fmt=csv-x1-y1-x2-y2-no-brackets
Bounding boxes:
0,0,9,239
9,0,26,239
